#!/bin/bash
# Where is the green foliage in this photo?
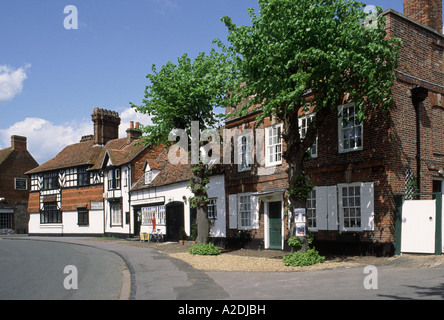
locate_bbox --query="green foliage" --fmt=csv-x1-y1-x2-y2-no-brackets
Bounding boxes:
288,175,314,202
189,223,198,241
131,49,237,146
287,236,313,248
189,243,221,255
221,0,401,123
283,248,325,267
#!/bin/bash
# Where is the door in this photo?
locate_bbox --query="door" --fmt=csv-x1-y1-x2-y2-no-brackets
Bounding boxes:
401,199,436,253
166,202,184,242
133,209,141,236
269,201,282,249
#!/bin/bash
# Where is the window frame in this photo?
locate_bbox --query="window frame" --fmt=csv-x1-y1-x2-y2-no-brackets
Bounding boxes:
338,103,363,153
265,123,283,167
77,207,89,226
42,171,59,191
77,167,90,187
110,201,123,227
14,177,28,190
306,189,317,229
238,131,252,172
107,168,121,190
299,113,318,158
40,201,62,224
238,194,252,229
208,198,217,220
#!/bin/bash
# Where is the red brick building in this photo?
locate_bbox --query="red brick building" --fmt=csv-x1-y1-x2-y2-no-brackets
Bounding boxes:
224,0,444,255
0,135,38,234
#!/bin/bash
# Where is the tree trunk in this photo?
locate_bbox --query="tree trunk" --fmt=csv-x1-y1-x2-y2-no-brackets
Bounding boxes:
281,108,317,252
190,162,211,244
196,204,210,244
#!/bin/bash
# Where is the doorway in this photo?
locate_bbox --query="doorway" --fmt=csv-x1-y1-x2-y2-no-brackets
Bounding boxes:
166,201,184,242
268,201,282,249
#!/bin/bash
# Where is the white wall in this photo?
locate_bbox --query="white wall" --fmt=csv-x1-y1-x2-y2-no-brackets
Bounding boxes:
28,210,104,235
130,174,226,238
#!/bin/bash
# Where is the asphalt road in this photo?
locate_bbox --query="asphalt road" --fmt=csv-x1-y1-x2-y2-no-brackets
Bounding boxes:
2,237,444,303
0,238,126,300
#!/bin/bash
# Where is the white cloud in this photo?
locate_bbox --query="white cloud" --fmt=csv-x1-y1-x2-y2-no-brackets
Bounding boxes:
0,64,31,103
0,117,91,164
0,107,152,165
118,107,152,138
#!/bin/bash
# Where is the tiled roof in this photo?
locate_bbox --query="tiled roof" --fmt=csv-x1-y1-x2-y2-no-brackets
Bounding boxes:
26,137,148,175
26,140,103,174
0,147,13,165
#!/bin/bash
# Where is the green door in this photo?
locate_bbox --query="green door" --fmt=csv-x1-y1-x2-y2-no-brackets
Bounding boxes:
269,201,282,249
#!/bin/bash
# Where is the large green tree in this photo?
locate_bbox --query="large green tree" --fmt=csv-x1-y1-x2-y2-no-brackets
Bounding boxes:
221,0,401,249
131,50,235,244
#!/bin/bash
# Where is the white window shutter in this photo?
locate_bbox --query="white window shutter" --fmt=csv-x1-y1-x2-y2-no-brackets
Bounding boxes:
361,182,374,231
251,195,260,229
315,186,328,230
327,186,338,230
228,194,238,229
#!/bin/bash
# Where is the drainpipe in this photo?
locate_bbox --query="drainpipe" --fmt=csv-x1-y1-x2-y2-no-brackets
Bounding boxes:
411,86,428,193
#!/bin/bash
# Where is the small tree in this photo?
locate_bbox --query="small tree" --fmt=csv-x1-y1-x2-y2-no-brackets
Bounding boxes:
131,50,235,244
221,0,401,250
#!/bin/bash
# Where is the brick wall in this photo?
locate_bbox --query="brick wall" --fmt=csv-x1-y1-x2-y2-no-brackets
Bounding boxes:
61,185,104,211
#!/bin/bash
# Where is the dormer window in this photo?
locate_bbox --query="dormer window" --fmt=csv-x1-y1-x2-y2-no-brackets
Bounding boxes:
145,170,153,185
144,161,159,185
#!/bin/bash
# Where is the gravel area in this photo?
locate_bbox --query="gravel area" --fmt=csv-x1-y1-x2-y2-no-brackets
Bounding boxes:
116,240,407,272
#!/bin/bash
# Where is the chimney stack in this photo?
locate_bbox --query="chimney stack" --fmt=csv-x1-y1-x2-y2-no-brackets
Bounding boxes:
126,121,142,143
91,108,121,146
404,0,443,33
11,135,27,151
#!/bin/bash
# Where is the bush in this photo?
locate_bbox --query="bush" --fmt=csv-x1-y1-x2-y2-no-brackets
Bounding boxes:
283,248,325,267
189,243,221,255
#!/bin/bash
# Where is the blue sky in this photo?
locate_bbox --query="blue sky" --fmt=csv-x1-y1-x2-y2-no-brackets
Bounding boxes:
0,0,409,163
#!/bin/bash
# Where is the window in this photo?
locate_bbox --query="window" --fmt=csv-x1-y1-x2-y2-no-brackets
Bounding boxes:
41,202,61,224
14,178,28,190
141,206,166,225
239,195,251,228
0,212,12,229
77,207,89,225
208,198,217,220
110,202,122,226
299,113,317,158
77,167,90,186
265,124,282,166
306,189,316,228
338,103,363,153
107,168,121,190
43,171,59,190
238,132,252,172
341,185,361,229
145,171,153,185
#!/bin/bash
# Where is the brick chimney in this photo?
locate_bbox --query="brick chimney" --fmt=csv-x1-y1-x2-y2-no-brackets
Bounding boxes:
126,121,142,143
404,0,443,33
91,108,121,146
11,135,27,151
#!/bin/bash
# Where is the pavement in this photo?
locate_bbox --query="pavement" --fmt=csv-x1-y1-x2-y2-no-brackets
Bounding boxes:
3,235,444,302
